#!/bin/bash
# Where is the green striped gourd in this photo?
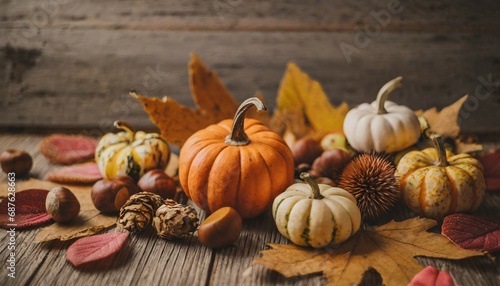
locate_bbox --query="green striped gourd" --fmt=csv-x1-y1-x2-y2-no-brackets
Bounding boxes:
95,121,170,181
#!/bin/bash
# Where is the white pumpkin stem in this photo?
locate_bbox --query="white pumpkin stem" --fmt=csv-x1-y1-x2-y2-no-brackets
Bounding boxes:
114,120,135,136
430,134,449,167
300,172,324,200
375,76,403,115
225,97,267,146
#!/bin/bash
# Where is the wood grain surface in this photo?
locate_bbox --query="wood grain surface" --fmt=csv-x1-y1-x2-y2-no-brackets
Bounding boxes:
0,134,499,286
1,0,499,135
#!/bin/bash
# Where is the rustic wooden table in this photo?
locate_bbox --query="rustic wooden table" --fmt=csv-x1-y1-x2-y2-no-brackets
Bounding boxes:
1,133,499,286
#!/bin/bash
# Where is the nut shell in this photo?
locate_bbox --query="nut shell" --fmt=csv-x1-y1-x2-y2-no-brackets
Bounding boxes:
153,199,199,240
45,186,80,223
291,138,323,165
198,207,242,248
91,176,139,213
137,169,176,199
311,148,351,181
0,149,33,176
117,192,165,232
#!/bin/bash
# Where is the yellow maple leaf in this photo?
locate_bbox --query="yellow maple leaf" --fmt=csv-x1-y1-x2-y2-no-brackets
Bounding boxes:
271,62,349,138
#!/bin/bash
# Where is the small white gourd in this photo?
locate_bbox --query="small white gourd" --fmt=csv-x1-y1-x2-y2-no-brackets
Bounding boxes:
272,173,361,248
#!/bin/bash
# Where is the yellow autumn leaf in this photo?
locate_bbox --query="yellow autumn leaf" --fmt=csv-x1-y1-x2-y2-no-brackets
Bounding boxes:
271,62,349,138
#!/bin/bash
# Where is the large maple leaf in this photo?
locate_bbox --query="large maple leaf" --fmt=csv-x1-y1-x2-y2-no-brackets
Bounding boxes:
133,53,270,147
270,62,349,138
253,217,483,286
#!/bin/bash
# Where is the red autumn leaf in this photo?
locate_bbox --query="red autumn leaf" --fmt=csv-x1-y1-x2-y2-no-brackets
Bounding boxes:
66,232,129,268
408,266,455,286
478,149,500,191
40,134,97,165
442,213,500,253
46,162,102,184
0,189,53,229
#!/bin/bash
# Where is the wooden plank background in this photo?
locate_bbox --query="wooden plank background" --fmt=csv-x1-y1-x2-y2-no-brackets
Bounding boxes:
0,134,499,285
1,0,499,137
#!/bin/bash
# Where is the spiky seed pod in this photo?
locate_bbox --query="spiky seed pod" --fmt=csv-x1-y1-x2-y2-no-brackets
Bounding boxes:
117,192,164,232
338,153,399,222
152,199,199,240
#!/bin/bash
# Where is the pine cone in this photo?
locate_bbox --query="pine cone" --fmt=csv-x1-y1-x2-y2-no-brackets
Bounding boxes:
153,199,199,240
117,192,164,232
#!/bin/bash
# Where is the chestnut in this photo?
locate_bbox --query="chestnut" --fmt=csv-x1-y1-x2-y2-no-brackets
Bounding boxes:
0,149,33,176
291,138,323,165
91,176,139,213
198,207,242,248
137,169,176,199
46,186,80,223
311,148,352,181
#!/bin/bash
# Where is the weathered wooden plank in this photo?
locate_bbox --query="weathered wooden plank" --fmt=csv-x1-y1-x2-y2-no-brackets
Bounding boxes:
1,29,499,135
1,134,500,285
2,0,499,32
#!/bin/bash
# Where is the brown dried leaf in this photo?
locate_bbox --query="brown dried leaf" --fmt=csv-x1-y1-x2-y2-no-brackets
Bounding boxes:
253,217,482,286
134,53,270,146
35,209,116,242
0,178,116,241
455,138,483,154
415,95,468,138
270,62,349,138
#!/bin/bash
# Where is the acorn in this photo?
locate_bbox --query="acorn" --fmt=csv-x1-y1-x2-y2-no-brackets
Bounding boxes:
338,153,399,222
45,186,80,223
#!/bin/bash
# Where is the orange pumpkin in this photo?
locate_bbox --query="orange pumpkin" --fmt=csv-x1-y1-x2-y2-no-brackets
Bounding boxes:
179,97,295,219
396,135,485,220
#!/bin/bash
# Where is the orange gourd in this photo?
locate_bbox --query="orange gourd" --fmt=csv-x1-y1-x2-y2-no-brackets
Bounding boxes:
179,97,295,219
396,135,485,220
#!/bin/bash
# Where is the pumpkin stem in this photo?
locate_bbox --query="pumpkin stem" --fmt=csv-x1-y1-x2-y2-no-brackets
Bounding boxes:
225,97,267,146
430,134,449,167
375,76,403,115
114,120,135,136
300,172,324,200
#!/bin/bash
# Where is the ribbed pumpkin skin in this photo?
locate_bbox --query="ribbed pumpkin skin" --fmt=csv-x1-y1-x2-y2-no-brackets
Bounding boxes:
272,183,361,248
343,101,421,153
96,131,170,181
396,148,485,220
179,118,294,219
343,77,421,153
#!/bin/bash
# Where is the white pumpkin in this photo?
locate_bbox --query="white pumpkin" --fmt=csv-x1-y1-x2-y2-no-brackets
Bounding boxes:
272,173,361,248
343,77,421,153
